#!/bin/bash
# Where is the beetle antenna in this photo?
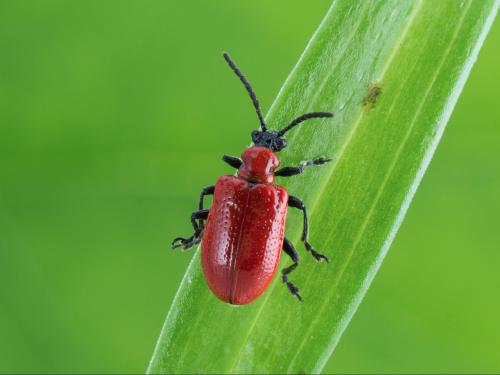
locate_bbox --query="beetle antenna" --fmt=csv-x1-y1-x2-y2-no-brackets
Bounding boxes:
223,52,267,132
277,112,333,136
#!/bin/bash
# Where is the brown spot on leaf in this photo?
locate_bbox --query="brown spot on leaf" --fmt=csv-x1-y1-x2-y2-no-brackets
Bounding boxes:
362,83,382,109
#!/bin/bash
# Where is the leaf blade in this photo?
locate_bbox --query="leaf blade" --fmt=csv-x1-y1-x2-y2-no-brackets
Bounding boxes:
148,0,499,373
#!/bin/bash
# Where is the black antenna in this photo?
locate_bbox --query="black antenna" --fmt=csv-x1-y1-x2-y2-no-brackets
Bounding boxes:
223,52,267,131
277,112,333,136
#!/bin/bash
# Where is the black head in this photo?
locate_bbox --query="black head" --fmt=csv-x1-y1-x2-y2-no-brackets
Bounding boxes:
251,130,287,152
223,52,333,153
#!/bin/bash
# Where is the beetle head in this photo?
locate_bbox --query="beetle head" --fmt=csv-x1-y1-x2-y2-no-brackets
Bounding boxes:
251,130,287,152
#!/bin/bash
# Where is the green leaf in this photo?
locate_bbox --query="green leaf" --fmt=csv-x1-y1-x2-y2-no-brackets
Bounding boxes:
148,1,499,373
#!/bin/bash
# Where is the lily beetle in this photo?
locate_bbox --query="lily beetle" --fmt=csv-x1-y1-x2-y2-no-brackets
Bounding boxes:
172,53,333,304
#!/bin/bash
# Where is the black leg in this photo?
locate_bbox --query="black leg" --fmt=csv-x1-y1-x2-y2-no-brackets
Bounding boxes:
172,209,209,251
198,185,214,229
222,155,242,169
288,195,329,263
282,237,303,302
198,185,215,210
275,156,331,177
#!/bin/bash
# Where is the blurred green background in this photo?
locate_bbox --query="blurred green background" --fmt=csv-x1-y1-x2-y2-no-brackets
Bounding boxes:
0,1,498,373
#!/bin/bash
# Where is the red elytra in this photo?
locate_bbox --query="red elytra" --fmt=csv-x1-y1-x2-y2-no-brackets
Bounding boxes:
201,147,287,305
172,53,333,304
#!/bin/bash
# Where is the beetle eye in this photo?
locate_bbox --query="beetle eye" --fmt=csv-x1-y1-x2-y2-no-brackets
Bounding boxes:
251,130,260,142
273,138,287,151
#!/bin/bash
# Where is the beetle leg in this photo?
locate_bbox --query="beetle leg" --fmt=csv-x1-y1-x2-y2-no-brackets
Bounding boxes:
288,195,330,263
274,156,331,177
222,155,243,169
198,185,215,210
282,238,303,302
198,185,215,228
172,209,209,251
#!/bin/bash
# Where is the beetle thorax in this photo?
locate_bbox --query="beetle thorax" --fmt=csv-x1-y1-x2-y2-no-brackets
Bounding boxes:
237,146,280,184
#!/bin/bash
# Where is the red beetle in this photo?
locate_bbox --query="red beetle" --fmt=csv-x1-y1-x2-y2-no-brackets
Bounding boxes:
172,53,333,304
